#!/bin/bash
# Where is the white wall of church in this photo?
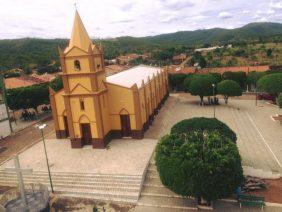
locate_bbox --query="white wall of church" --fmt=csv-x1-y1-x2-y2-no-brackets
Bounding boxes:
0,103,11,139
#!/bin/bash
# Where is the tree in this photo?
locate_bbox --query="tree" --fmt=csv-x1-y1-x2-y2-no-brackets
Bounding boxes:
168,74,186,91
278,93,282,108
183,74,193,92
189,74,215,105
217,80,242,104
222,71,247,89
257,73,282,97
246,71,266,90
155,131,243,203
266,48,272,57
6,84,49,112
49,75,63,92
171,117,237,143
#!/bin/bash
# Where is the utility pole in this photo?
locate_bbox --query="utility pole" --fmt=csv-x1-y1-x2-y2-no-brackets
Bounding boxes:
212,84,216,118
37,124,54,193
0,74,13,133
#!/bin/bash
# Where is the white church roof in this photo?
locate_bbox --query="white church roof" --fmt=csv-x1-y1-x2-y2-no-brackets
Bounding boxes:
106,65,163,88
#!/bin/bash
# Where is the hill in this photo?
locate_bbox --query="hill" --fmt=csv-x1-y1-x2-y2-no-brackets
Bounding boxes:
0,22,282,70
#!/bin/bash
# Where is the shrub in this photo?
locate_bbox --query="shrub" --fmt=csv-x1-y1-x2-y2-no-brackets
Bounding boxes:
189,74,215,105
278,93,282,108
155,131,243,202
49,75,63,92
217,80,242,104
257,73,282,96
171,117,237,143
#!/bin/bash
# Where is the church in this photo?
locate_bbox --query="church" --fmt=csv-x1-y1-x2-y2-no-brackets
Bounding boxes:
50,11,169,148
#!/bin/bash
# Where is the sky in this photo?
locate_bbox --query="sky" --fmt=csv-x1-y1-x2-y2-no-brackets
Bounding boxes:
0,0,282,39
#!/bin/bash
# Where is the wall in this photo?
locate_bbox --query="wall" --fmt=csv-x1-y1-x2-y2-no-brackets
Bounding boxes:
0,103,11,138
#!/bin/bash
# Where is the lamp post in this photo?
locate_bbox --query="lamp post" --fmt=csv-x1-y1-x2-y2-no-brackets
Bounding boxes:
37,124,54,193
212,84,216,118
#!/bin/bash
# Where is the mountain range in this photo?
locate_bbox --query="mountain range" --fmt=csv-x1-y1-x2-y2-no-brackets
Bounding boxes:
0,22,282,70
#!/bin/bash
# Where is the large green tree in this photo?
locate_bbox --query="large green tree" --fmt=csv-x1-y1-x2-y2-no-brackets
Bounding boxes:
189,74,215,105
155,131,243,203
6,84,49,112
246,71,266,90
222,71,247,89
257,73,282,97
168,74,186,91
171,117,237,143
217,80,242,104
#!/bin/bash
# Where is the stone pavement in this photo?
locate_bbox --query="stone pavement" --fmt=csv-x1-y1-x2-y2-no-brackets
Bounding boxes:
145,94,282,178
135,155,282,211
0,138,157,203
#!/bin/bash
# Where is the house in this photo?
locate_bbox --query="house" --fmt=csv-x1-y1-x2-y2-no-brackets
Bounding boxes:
50,10,169,149
172,54,187,64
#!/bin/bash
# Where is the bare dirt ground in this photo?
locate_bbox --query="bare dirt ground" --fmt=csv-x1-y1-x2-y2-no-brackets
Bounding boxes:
246,178,282,204
50,196,135,212
0,116,55,165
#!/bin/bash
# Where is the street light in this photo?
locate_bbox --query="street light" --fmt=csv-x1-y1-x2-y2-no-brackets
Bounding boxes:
212,84,216,118
37,123,54,193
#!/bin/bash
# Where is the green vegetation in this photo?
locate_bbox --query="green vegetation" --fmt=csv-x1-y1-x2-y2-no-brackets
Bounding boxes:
49,75,63,92
0,23,282,71
168,73,186,91
171,117,237,143
246,71,266,89
155,130,243,203
6,83,49,112
278,93,282,108
217,80,242,104
257,73,282,96
222,72,247,89
189,74,215,105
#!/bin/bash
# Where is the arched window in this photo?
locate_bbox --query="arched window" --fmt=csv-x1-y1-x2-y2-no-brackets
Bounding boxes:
74,60,81,71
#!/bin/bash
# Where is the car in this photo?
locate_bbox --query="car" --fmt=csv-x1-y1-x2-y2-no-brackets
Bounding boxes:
257,93,276,103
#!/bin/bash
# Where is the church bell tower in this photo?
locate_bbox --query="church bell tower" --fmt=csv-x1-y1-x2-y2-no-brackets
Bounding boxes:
58,10,110,148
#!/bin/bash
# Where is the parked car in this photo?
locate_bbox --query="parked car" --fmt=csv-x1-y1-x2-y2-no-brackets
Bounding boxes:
257,93,276,103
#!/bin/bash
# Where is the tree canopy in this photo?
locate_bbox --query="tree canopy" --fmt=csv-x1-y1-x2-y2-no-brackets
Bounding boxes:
278,93,282,108
171,117,237,143
222,71,247,89
217,80,242,104
6,84,49,112
168,74,186,91
189,74,215,105
257,73,282,96
49,75,63,92
155,131,243,202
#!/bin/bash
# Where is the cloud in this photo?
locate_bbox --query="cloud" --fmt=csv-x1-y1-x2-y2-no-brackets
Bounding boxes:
161,0,194,11
270,1,282,10
243,10,250,14
0,0,281,39
218,11,233,19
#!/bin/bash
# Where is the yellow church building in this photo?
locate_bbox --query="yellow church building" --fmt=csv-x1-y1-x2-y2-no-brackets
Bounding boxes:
50,11,169,148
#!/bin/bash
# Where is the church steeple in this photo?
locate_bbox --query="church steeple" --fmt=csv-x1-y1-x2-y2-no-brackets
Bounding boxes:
67,10,93,52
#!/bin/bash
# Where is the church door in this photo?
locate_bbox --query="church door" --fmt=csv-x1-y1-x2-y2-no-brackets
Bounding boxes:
63,116,69,137
120,115,131,137
81,123,92,145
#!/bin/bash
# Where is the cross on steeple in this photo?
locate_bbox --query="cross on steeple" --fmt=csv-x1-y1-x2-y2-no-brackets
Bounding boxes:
5,155,33,208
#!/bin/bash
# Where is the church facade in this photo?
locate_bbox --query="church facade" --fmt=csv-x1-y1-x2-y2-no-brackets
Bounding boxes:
50,11,169,149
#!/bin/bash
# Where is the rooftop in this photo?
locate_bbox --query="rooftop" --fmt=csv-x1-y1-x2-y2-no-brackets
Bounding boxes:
106,65,163,88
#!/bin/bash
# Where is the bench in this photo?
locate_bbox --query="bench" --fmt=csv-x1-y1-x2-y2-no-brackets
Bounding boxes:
238,194,265,209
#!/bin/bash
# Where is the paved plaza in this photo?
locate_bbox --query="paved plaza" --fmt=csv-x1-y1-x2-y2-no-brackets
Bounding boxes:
145,93,282,178
1,138,157,175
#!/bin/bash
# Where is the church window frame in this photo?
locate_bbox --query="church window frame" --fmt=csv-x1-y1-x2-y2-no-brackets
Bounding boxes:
74,60,81,71
80,99,85,111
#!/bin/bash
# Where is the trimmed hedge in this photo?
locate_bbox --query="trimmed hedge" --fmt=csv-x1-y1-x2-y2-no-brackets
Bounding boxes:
171,117,237,143
155,132,243,201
